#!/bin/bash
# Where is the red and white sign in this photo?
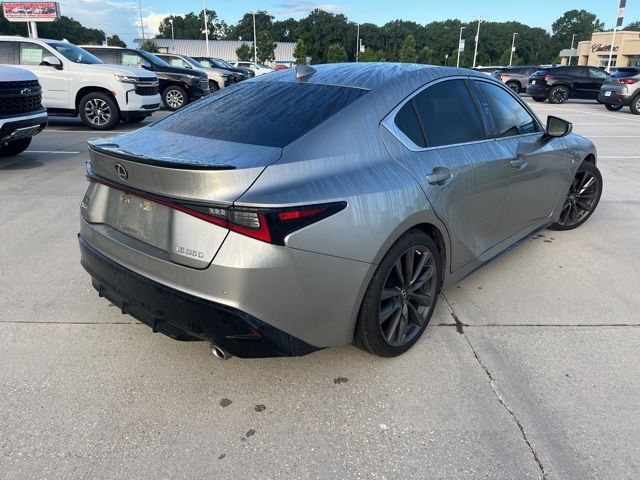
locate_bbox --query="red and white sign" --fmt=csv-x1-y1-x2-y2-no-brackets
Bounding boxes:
2,2,60,22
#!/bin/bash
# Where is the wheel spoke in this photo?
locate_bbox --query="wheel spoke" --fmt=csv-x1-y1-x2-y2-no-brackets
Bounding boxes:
407,302,424,326
409,265,434,292
385,308,402,343
397,306,409,343
575,199,591,211
379,300,400,324
410,251,430,285
393,260,405,287
381,288,399,300
409,291,432,307
404,249,414,285
578,172,592,191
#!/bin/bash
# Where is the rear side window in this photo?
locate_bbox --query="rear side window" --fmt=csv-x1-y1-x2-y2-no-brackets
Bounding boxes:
0,41,14,64
158,82,368,148
473,81,538,138
394,102,426,148
612,67,640,77
411,79,485,147
121,51,145,67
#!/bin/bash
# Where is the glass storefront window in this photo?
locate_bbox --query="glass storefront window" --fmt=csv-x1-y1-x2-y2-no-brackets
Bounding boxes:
598,55,616,68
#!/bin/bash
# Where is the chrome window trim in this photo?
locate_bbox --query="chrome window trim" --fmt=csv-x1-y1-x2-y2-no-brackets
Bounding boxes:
382,75,544,152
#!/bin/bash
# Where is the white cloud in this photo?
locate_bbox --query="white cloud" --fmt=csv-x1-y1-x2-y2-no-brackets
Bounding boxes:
271,1,351,17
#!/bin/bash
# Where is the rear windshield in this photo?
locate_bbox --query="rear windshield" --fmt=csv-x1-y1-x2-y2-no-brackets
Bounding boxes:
158,81,369,148
612,68,640,77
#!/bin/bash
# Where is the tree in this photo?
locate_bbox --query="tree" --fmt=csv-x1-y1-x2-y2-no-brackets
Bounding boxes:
326,43,348,63
498,48,521,66
551,10,604,49
273,18,299,42
157,10,227,40
294,9,354,63
416,45,433,64
358,49,378,62
623,21,640,31
294,38,308,65
226,11,274,41
2,15,106,44
107,35,126,47
236,42,253,61
400,35,418,62
256,31,276,63
139,39,158,53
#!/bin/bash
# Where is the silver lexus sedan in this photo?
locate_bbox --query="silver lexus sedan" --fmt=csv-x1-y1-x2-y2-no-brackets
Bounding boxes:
79,63,602,359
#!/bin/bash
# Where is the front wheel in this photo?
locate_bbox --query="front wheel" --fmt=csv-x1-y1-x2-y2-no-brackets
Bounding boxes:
0,137,31,157
549,161,602,231
506,81,520,93
209,81,219,92
79,92,120,130
162,85,188,111
605,103,623,111
549,85,569,104
355,230,442,357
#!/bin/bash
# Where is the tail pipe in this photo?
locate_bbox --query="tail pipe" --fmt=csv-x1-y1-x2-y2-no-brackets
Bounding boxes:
210,344,233,361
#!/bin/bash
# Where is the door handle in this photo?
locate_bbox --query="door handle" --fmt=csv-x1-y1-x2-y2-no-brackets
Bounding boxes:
426,170,452,186
510,158,527,169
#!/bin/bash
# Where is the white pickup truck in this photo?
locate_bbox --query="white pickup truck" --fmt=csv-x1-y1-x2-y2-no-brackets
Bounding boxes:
0,66,48,156
0,36,161,130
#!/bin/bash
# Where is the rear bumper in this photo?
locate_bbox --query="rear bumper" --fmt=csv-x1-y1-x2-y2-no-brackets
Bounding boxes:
0,109,47,141
79,235,320,358
598,91,632,106
526,84,549,97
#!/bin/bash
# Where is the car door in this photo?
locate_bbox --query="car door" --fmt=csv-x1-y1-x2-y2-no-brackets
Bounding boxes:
17,41,69,109
381,78,510,272
471,79,572,240
569,67,592,97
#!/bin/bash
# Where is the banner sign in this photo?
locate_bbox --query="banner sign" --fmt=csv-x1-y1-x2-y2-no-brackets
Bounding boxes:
617,0,626,27
458,39,465,53
2,2,60,22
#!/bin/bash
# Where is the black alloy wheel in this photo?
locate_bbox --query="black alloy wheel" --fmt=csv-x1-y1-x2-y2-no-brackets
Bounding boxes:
549,162,602,231
549,85,569,104
506,81,520,94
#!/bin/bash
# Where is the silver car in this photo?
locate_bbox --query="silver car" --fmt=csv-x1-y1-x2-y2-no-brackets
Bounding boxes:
79,63,602,359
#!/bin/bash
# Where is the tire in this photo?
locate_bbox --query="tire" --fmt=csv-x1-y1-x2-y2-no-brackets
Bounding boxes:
532,96,547,102
0,137,31,157
209,81,219,92
604,103,623,111
630,94,640,115
162,85,188,111
123,116,146,124
79,92,120,130
506,81,520,94
548,85,569,104
354,230,442,357
549,161,602,231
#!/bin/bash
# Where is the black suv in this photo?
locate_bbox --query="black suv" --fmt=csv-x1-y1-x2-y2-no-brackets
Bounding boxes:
491,66,539,93
192,57,254,82
82,46,210,110
526,66,609,104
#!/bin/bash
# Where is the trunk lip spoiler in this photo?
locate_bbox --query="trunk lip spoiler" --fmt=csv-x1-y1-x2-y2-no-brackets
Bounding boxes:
87,140,236,171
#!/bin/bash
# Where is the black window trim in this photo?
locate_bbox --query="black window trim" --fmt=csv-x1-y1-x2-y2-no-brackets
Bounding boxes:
383,75,543,152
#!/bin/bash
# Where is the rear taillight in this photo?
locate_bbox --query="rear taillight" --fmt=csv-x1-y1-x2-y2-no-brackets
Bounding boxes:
87,174,346,245
543,75,554,82
619,78,639,84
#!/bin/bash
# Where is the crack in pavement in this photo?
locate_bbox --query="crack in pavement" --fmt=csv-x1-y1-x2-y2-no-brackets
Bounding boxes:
440,294,549,480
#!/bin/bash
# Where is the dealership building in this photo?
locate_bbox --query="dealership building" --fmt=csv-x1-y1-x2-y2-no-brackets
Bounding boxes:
560,30,640,67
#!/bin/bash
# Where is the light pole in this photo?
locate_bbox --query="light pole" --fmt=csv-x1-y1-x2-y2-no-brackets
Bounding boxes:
472,18,482,68
169,18,174,51
355,23,360,62
509,32,518,66
445,54,449,66
202,0,210,57
456,26,465,67
138,0,145,40
252,12,258,63
568,33,577,65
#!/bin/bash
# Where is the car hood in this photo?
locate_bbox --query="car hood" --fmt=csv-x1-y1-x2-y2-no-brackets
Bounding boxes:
153,64,207,78
86,63,156,80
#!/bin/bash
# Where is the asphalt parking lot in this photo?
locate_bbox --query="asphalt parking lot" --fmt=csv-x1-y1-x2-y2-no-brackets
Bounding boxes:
1,100,639,479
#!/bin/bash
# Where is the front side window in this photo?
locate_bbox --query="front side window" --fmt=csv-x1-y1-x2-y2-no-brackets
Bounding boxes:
588,67,609,79
473,81,538,138
411,79,485,148
121,51,145,67
19,43,49,65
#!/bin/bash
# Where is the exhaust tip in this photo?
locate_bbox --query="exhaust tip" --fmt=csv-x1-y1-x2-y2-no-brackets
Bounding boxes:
211,344,232,361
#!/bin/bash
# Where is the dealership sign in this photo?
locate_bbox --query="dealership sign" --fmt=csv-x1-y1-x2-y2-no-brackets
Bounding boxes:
2,2,60,22
591,44,620,53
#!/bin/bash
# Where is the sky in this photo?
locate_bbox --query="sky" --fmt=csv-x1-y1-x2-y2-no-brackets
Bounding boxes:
60,0,640,46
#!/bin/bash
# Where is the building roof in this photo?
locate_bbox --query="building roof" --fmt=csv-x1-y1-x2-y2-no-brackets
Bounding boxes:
144,39,296,63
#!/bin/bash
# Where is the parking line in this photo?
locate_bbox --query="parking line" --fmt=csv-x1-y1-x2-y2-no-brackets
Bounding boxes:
598,156,640,159
26,150,81,154
586,136,640,138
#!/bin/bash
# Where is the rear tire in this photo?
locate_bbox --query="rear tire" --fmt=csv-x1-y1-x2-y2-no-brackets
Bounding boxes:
605,103,623,111
79,92,120,130
532,96,547,102
549,161,602,231
0,137,31,157
162,85,188,111
630,94,640,115
209,81,219,92
549,85,569,104
354,230,442,357
506,81,520,93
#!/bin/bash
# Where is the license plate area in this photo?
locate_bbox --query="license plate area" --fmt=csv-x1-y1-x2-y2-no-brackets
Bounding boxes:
604,91,612,96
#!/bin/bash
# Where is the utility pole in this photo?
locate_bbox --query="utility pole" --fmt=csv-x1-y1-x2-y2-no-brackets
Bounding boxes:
252,12,257,63
472,18,482,68
509,32,518,66
138,0,145,40
202,0,210,57
356,23,360,62
456,26,465,67
568,33,577,65
169,18,174,52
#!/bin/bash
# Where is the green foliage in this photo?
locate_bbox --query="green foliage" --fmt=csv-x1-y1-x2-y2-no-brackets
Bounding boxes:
139,39,159,53
497,47,521,66
256,31,276,63
399,35,418,62
416,45,433,64
107,35,126,48
294,38,308,65
295,9,354,63
236,42,253,61
226,11,273,41
551,10,604,48
357,49,378,62
157,10,227,40
623,21,640,31
326,43,348,63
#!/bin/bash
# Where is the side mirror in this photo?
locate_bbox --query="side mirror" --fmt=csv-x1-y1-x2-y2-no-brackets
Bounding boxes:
140,60,152,70
41,55,62,69
544,115,572,139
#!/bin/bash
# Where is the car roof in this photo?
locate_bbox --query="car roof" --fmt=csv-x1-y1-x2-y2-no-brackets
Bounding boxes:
251,62,488,91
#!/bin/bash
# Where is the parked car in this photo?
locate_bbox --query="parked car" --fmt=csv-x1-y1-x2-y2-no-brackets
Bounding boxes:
274,64,289,71
491,65,539,93
79,64,601,359
232,61,273,76
598,66,640,114
192,57,253,82
0,66,48,156
0,36,160,129
472,66,502,75
155,53,232,91
82,46,209,111
526,65,609,104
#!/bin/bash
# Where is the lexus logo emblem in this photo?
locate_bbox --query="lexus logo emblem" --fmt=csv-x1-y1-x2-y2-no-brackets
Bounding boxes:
114,163,128,180
20,88,31,95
